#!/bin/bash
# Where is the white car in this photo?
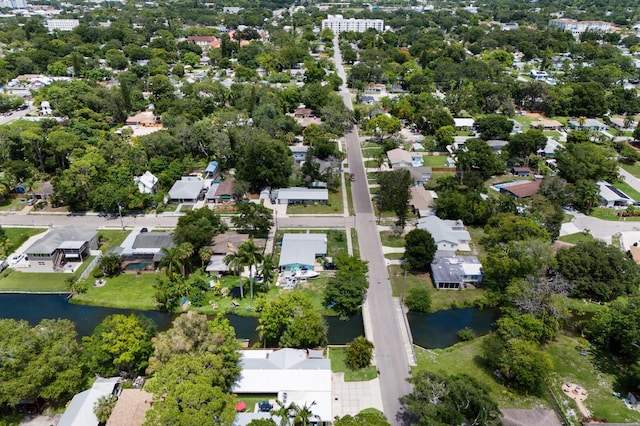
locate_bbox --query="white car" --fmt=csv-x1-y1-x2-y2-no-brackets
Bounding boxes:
10,254,24,264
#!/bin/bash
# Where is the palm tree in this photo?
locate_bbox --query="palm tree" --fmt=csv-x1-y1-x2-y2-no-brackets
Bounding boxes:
224,244,244,298
238,238,263,299
94,394,117,424
259,253,276,289
198,246,212,271
175,242,194,277
270,400,293,426
159,247,182,281
291,401,317,426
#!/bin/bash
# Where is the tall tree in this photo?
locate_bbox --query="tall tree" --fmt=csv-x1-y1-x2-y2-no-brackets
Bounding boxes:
377,169,412,227
232,201,273,237
404,229,437,271
238,238,263,299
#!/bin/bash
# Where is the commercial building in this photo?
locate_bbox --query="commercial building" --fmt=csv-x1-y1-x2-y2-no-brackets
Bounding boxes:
45,19,80,32
549,18,618,37
321,14,384,33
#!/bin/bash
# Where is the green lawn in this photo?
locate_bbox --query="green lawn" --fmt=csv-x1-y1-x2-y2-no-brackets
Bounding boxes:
0,269,71,292
620,162,640,178
384,252,404,260
612,180,640,201
345,176,355,216
351,228,360,258
364,159,379,168
379,231,405,248
558,232,595,245
590,207,640,221
421,155,448,167
563,213,574,223
0,197,26,212
236,394,278,413
2,227,47,255
97,230,130,253
414,339,549,409
388,265,485,312
547,335,640,424
328,347,377,381
287,185,344,215
71,272,159,310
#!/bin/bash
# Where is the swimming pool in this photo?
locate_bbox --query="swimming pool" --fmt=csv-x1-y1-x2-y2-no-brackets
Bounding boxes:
124,261,152,271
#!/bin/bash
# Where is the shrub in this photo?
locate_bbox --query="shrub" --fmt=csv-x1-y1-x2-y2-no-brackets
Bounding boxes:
405,287,431,313
344,336,374,369
92,267,104,279
458,327,475,342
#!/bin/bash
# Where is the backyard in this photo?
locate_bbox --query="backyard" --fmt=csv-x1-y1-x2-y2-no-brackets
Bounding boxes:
421,155,448,168
0,256,94,292
71,272,158,310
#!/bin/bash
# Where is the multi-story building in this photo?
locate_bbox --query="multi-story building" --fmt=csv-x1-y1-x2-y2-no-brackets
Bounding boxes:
549,18,618,37
45,19,80,32
321,14,384,33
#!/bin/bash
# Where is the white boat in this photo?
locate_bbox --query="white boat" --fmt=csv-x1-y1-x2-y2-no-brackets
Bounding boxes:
295,269,320,279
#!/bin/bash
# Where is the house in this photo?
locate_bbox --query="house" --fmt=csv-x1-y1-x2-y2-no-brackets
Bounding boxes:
25,227,98,272
361,95,376,105
453,117,475,130
498,180,542,198
273,188,328,205
279,233,327,271
530,119,563,131
410,186,434,217
416,216,471,252
486,140,509,153
609,117,637,131
412,143,425,152
598,181,633,207
133,171,158,195
105,389,152,426
289,145,310,162
530,70,549,80
125,111,161,127
511,166,532,177
293,107,315,118
168,177,204,203
408,166,432,186
40,101,52,115
502,409,561,426
186,35,221,49
112,231,174,270
386,148,423,168
362,83,386,94
567,118,608,131
205,178,235,204
232,348,332,425
204,161,219,179
537,138,562,158
58,377,120,426
431,253,483,290
34,181,53,200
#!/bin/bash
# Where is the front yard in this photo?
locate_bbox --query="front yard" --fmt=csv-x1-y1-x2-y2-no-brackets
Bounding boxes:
328,346,377,381
287,186,344,215
2,227,47,255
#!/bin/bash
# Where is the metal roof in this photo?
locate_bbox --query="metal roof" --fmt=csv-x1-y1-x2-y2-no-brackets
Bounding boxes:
417,216,470,246
277,188,328,202
204,161,219,173
58,377,120,426
26,227,97,255
168,178,203,200
278,233,327,267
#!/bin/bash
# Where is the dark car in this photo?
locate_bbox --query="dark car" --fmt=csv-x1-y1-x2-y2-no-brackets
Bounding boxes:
140,227,148,233
349,173,356,182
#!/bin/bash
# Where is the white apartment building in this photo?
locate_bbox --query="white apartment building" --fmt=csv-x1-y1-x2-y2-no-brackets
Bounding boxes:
321,14,384,33
549,18,618,37
45,19,80,32
0,0,26,8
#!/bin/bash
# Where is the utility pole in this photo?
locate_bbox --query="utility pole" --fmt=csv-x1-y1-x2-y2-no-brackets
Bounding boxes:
400,258,408,305
117,204,125,231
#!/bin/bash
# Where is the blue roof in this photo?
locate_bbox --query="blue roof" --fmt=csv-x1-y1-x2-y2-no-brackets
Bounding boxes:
205,161,219,173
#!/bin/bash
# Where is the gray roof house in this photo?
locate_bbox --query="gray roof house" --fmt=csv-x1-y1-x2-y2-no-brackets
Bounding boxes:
417,216,471,252
58,377,120,426
274,188,328,205
598,180,633,207
387,148,423,168
232,349,332,425
113,231,174,263
25,227,98,272
431,252,483,290
289,145,310,162
168,177,204,203
568,118,608,131
408,166,432,186
279,233,327,271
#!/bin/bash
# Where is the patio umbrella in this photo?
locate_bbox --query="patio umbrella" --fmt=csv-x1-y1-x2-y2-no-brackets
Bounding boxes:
235,401,246,412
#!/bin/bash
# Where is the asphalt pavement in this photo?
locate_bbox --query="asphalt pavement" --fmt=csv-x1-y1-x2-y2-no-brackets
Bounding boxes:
334,36,412,425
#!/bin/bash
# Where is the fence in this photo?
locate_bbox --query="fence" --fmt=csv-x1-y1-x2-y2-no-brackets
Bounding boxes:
78,251,102,281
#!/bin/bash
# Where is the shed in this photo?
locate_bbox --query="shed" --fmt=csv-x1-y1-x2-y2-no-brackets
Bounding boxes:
204,161,219,179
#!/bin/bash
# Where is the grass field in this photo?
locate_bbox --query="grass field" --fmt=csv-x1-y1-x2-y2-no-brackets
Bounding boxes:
345,176,354,216
384,252,404,260
97,230,130,253
379,231,405,247
351,228,360,258
590,207,640,221
421,155,448,167
71,272,159,310
2,227,47,255
328,347,377,381
620,162,640,178
558,232,595,245
0,269,71,292
387,265,485,311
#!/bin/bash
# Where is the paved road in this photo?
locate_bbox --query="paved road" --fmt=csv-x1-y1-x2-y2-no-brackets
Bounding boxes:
619,167,640,195
334,36,412,425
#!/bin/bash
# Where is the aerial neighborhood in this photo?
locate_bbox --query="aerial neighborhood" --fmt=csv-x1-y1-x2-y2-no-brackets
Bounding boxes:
2,0,640,425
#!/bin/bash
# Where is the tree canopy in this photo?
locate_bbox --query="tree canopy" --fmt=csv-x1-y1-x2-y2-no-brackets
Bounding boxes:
404,229,437,271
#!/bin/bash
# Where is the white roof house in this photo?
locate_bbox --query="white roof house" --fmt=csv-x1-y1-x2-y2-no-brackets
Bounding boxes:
386,148,423,168
168,177,203,203
275,188,328,205
58,377,120,426
454,118,475,128
417,216,471,252
279,233,327,271
598,181,633,207
233,349,332,423
133,171,158,194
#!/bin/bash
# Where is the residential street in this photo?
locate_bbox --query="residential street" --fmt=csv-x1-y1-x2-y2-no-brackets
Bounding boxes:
334,36,413,425
618,166,640,195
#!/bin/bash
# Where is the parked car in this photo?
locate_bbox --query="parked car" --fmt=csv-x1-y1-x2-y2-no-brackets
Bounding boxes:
10,254,24,264
349,173,356,182
140,227,148,233
27,199,35,206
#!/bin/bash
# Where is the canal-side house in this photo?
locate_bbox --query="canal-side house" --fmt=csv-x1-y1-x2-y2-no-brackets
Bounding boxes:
278,233,327,272
416,216,471,252
232,349,332,425
111,231,175,272
58,377,121,426
431,252,483,290
24,227,98,273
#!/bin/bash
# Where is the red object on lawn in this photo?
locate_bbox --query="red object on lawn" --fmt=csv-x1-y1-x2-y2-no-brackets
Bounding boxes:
235,401,246,411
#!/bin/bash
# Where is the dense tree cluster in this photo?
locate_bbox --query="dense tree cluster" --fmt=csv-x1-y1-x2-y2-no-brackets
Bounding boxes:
324,254,369,318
